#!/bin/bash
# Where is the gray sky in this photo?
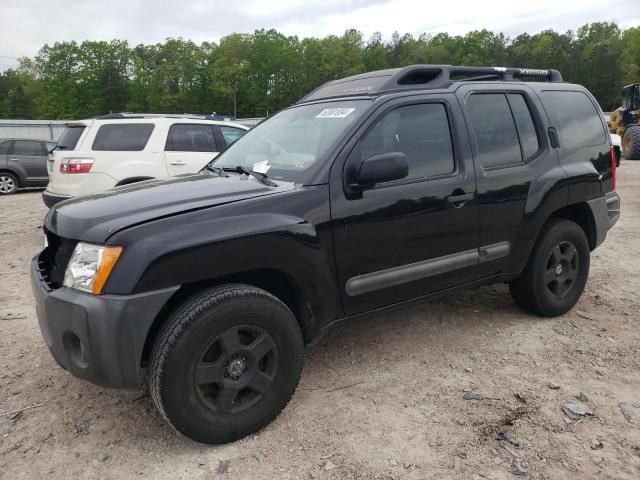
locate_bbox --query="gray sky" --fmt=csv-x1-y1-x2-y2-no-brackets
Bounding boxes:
1,0,638,71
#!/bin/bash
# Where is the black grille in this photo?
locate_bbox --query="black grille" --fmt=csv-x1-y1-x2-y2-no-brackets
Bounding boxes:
40,229,78,289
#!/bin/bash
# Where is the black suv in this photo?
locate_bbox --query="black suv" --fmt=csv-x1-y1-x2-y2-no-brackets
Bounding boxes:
31,65,620,444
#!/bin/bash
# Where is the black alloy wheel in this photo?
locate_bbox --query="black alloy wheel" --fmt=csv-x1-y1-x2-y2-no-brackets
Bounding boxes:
195,325,278,414
544,241,579,299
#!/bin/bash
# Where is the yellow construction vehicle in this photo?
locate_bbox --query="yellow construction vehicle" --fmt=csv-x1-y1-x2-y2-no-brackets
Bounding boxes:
610,83,640,160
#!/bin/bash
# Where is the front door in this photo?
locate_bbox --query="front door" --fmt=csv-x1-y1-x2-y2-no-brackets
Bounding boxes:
164,123,222,176
331,96,479,315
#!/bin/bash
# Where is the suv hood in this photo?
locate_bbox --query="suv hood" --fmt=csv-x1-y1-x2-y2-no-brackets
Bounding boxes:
45,174,295,243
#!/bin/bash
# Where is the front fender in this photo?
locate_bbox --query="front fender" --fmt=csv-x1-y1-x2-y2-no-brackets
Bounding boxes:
104,186,340,327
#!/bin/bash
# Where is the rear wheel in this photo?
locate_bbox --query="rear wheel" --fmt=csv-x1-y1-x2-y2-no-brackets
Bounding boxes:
623,125,640,160
0,173,18,195
509,219,590,317
149,284,304,444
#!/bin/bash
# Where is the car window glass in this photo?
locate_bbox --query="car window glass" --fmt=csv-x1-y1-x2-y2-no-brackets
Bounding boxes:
92,124,155,151
219,126,246,147
507,93,541,160
361,103,455,181
467,93,522,168
0,141,11,155
13,140,44,156
541,91,606,149
46,142,56,152
165,124,216,152
57,126,85,150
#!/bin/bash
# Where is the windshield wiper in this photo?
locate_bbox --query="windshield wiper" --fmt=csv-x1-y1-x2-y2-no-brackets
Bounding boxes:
221,166,277,187
204,165,227,176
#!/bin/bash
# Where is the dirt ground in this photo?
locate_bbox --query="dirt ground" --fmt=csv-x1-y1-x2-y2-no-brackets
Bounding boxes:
1,164,639,480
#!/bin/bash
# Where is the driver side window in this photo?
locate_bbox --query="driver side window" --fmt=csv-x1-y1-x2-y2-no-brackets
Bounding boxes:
360,103,455,181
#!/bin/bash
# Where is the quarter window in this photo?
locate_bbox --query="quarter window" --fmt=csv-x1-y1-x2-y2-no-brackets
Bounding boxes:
541,91,606,149
360,103,455,181
13,140,44,156
92,124,155,151
165,124,217,152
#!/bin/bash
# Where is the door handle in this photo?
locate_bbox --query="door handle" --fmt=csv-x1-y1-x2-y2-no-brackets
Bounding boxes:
169,160,186,166
447,192,474,206
9,158,19,162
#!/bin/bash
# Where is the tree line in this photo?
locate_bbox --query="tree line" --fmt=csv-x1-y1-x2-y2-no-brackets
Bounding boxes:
0,22,638,120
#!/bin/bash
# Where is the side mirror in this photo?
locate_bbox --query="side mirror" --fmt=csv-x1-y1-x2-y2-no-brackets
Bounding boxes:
351,152,408,190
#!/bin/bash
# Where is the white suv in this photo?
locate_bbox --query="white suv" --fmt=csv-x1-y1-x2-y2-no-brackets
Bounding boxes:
43,115,248,207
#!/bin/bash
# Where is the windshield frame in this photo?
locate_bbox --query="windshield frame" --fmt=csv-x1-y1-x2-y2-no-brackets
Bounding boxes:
207,98,373,185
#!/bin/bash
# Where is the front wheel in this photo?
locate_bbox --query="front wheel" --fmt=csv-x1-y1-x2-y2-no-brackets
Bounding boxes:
510,219,590,317
149,284,304,444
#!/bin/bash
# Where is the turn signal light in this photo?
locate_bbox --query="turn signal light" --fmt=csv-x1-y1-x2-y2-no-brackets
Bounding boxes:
60,158,94,174
92,246,123,295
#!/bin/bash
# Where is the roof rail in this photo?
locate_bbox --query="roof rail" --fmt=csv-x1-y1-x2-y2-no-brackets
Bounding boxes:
298,64,563,103
94,112,214,120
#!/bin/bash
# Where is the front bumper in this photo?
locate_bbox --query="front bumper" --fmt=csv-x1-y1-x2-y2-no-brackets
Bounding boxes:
30,256,179,389
42,190,72,208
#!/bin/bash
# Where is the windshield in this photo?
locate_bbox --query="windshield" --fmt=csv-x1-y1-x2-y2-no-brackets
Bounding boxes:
210,100,370,182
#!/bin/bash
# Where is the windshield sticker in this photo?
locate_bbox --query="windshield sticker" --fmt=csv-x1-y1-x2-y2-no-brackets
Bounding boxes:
252,160,271,174
316,108,355,119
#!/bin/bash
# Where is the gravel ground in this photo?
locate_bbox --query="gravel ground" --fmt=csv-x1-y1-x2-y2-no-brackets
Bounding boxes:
1,164,639,480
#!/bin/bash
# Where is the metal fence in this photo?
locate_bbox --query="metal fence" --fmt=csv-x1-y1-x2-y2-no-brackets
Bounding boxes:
0,117,263,142
0,120,68,141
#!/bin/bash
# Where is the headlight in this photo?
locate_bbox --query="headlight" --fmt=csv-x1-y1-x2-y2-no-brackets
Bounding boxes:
63,242,123,294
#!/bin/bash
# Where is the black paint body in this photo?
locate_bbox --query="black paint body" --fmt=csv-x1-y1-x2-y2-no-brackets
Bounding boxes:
33,78,619,388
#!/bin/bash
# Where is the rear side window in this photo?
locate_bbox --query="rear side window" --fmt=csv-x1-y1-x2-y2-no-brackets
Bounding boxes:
467,94,522,168
13,140,44,156
507,94,541,160
219,126,246,147
92,124,155,151
57,126,85,150
541,91,606,149
361,103,454,181
165,124,216,152
0,141,11,155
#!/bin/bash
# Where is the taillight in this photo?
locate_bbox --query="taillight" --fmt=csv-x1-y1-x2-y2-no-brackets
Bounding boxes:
60,158,94,174
610,145,616,191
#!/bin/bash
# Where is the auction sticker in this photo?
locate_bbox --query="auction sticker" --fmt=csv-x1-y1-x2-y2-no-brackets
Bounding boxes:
316,108,355,119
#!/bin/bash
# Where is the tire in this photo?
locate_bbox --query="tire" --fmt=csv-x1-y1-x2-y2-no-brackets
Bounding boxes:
623,125,640,160
509,219,590,317
149,284,304,444
0,173,18,195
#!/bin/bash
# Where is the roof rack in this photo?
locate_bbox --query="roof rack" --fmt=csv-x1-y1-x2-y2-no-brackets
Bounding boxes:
94,112,232,120
298,64,563,103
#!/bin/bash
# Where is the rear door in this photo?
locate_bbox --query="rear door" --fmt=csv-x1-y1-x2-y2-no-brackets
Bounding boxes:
11,140,48,184
456,84,560,278
164,123,221,176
